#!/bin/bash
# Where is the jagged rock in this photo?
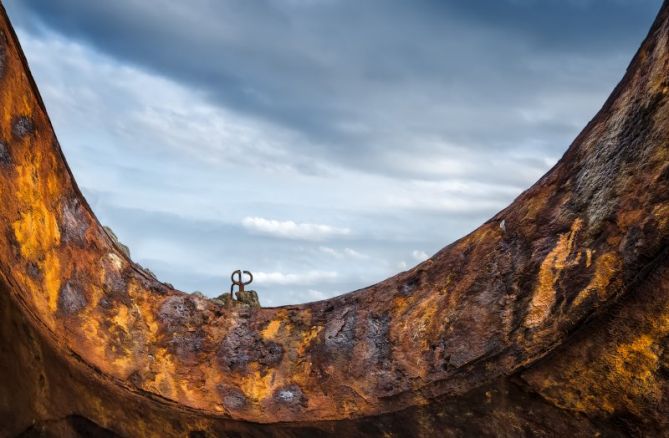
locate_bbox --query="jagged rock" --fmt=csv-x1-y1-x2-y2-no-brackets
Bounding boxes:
235,289,260,308
214,290,261,308
142,266,157,279
211,298,226,306
103,225,131,259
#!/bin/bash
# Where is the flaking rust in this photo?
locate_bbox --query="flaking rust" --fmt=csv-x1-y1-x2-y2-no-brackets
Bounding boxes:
0,0,668,436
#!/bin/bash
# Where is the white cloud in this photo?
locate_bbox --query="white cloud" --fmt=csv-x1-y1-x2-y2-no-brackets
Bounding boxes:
343,248,368,259
254,271,338,286
319,246,339,256
319,246,368,259
242,217,350,241
412,250,429,262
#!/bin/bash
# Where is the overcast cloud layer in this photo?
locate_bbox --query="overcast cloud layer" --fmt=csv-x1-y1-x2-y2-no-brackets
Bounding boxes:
3,0,662,305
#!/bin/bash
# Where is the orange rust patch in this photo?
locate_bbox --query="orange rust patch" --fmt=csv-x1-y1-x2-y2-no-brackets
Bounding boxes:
42,252,61,314
525,219,584,327
573,252,621,307
262,319,282,340
653,203,669,231
146,348,179,400
297,325,322,355
528,326,668,417
11,149,63,314
239,367,275,402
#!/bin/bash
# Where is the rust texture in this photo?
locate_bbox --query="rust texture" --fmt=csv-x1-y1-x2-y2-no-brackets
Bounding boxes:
0,0,668,436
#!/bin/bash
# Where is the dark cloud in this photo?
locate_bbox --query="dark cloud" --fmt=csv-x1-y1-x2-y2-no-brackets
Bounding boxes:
5,0,662,180
429,0,661,52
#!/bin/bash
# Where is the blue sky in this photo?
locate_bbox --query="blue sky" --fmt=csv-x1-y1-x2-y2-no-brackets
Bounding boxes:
4,0,662,306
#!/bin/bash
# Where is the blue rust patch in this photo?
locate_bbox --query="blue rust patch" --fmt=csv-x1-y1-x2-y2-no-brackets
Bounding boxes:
217,385,248,411
11,116,34,140
58,281,87,316
60,198,90,245
0,142,10,165
273,384,306,408
217,323,284,374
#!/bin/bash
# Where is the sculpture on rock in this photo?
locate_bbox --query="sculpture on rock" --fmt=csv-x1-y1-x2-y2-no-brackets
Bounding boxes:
218,270,260,308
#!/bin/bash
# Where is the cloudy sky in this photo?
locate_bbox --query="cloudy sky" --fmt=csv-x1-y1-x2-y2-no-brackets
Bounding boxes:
4,0,661,306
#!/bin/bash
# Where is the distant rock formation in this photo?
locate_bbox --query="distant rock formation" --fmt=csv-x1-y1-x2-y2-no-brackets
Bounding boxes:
103,225,131,259
215,290,261,308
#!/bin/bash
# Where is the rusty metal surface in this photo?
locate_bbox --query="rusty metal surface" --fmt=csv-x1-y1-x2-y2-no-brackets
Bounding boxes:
0,0,668,436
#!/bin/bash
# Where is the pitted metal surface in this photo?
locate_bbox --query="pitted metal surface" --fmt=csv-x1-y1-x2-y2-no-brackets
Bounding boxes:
0,1,668,436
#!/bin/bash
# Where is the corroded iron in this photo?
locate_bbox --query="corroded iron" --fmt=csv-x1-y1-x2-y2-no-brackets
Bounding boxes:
0,0,668,436
230,269,253,299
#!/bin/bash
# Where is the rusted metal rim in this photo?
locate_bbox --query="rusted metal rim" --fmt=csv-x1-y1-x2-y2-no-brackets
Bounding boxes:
0,0,668,426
